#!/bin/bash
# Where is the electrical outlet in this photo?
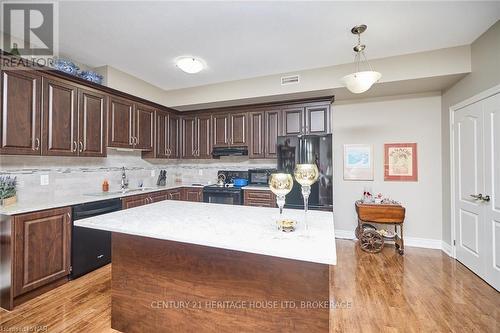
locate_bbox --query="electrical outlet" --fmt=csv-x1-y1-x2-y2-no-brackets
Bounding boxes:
40,175,49,186
198,169,203,176
151,170,155,177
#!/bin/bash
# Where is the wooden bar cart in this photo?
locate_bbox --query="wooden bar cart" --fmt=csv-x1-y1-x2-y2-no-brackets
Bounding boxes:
355,200,406,255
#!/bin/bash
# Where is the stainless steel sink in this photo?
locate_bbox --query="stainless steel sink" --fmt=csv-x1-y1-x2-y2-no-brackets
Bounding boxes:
84,187,155,197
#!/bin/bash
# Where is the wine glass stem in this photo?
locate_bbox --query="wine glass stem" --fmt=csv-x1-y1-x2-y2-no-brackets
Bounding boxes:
301,185,311,231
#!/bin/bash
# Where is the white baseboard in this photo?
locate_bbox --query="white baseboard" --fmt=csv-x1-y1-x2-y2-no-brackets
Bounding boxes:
335,229,445,251
441,241,453,257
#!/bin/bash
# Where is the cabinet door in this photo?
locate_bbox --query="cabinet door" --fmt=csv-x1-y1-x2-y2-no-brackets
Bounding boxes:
156,112,168,158
283,107,304,135
168,115,180,158
183,188,203,202
265,109,281,158
42,77,78,156
230,112,247,146
248,111,265,158
305,105,329,134
122,195,147,209
212,113,229,147
197,115,212,159
182,116,197,159
0,70,41,155
78,88,107,157
135,104,154,151
108,97,134,148
13,207,71,297
151,191,169,203
167,189,182,200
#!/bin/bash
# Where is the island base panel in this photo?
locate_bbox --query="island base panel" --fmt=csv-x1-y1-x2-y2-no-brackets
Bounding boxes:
111,233,330,332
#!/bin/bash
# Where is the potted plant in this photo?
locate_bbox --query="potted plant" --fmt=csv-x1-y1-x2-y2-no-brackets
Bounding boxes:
0,176,17,206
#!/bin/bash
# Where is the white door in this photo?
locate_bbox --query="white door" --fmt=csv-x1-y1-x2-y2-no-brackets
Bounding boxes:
454,92,500,291
483,93,500,290
454,102,485,277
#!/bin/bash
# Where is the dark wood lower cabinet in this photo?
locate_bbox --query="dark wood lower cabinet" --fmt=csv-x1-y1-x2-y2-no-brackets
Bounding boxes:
13,207,72,298
166,189,182,200
182,187,203,202
244,189,276,208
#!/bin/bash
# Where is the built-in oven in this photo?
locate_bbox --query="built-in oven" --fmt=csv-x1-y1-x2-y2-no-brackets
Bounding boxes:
203,186,243,205
248,168,276,186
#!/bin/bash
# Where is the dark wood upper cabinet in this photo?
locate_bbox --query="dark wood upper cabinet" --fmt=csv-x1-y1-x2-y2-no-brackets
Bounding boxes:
230,112,247,146
212,113,229,147
197,114,212,159
168,115,180,158
265,109,281,158
283,107,304,136
181,116,197,159
155,111,168,158
134,104,154,151
248,111,265,158
305,105,329,135
42,77,78,156
13,207,71,297
78,88,107,157
0,70,41,155
108,96,134,149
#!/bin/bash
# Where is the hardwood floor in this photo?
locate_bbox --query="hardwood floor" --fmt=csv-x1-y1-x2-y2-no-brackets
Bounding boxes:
1,240,498,332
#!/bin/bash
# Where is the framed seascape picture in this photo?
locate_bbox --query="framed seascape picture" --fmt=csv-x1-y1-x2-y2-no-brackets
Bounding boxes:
344,144,373,180
384,143,418,181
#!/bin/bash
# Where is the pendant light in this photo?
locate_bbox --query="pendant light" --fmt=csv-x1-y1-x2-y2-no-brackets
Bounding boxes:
341,25,381,94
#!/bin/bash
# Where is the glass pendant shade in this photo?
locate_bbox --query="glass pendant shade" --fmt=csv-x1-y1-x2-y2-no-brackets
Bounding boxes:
342,70,382,94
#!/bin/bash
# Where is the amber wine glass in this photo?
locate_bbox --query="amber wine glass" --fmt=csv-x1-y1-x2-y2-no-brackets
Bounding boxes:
268,173,294,227
294,164,319,231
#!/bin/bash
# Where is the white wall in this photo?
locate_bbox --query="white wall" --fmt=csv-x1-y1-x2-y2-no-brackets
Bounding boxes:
333,93,443,242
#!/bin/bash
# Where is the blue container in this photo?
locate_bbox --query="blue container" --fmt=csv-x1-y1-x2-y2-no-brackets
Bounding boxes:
233,178,248,187
79,71,104,85
53,59,79,76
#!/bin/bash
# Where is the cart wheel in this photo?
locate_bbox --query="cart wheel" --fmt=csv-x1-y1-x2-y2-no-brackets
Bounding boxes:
355,225,361,239
360,230,384,253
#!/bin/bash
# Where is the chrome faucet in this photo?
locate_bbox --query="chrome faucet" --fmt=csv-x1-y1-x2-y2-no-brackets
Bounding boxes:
120,167,129,190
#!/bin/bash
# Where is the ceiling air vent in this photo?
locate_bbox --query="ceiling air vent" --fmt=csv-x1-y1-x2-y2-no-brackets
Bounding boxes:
281,75,300,85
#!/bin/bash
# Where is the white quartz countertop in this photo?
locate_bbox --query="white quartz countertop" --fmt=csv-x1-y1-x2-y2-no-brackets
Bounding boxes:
0,184,204,216
75,201,336,265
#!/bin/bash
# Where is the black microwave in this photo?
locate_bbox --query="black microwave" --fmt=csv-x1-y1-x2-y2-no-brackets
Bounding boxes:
248,168,276,186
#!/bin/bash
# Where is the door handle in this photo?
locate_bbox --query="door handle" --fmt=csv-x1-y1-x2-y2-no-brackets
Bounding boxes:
470,194,483,200
34,138,40,150
482,195,490,202
97,254,104,259
79,141,84,152
72,141,78,152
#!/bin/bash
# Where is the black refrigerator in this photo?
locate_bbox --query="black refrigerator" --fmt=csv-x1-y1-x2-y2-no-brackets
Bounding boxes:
277,134,333,211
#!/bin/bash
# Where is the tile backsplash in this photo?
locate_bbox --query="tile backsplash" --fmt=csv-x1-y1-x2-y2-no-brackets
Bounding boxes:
0,149,274,204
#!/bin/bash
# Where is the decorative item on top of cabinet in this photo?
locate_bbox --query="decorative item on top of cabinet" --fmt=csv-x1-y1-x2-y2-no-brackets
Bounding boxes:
11,207,71,305
0,70,42,155
244,189,276,208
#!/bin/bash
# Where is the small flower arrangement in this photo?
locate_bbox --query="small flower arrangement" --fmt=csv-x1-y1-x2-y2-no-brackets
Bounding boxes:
0,176,17,206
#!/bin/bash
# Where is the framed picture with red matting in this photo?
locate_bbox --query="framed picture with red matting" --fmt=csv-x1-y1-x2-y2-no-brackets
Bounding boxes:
384,143,418,181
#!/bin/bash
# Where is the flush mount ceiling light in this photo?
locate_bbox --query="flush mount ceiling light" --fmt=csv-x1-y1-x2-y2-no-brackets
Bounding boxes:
341,25,382,94
175,57,204,74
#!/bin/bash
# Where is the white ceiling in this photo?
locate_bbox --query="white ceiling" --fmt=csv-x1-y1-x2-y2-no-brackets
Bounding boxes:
57,1,500,91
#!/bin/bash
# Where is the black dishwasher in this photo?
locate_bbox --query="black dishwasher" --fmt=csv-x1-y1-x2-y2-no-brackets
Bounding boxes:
71,198,122,279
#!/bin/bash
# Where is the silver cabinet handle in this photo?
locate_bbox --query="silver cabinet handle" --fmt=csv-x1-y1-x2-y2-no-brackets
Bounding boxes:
79,141,84,152
97,254,104,259
67,212,71,219
35,138,40,150
72,141,78,152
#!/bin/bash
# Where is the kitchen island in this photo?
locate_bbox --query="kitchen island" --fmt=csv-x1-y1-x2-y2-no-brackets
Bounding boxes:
75,201,336,332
